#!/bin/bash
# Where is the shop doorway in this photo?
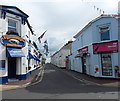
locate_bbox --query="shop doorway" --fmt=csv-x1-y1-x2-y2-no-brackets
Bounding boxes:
8,57,17,79
81,56,87,74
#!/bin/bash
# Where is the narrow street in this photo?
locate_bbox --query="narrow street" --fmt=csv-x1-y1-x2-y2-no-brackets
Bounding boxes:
2,63,119,99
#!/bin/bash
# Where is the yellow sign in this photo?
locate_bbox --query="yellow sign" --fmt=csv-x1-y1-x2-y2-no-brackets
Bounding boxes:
4,43,23,48
2,34,25,48
2,35,25,42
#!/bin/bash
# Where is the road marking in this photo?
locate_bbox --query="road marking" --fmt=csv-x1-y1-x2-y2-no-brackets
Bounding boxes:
27,69,44,87
36,70,42,80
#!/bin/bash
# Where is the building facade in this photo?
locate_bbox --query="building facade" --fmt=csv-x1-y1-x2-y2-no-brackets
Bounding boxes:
51,41,72,69
0,5,40,84
69,15,120,78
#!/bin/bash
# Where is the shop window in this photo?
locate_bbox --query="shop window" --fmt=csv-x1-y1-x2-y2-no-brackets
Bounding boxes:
8,19,17,31
101,53,112,76
99,26,110,41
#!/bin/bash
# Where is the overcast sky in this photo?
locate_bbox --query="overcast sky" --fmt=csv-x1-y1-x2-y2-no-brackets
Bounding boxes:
1,0,119,61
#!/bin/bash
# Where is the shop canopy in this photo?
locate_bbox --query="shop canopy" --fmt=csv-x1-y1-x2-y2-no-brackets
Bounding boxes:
6,47,25,57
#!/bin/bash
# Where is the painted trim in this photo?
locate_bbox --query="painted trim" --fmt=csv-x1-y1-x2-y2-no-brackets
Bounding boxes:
0,67,40,84
17,72,30,80
0,76,8,84
17,67,40,80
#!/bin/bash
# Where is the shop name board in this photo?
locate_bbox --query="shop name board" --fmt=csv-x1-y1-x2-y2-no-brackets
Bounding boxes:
93,41,118,53
9,50,22,54
1,35,25,48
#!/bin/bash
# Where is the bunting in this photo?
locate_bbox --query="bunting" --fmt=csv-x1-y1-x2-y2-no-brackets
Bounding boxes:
93,5,105,14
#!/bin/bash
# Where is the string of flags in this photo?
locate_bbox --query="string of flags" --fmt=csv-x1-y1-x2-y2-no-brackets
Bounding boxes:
81,0,106,14
93,5,105,14
36,30,49,56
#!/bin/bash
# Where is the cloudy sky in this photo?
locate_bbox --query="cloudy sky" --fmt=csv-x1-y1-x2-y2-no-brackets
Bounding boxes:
1,0,119,61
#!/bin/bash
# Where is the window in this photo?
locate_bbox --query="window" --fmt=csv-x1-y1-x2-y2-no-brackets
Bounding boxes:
101,53,112,76
99,26,110,41
8,19,17,31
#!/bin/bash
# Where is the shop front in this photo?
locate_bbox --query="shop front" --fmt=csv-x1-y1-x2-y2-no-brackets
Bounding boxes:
93,40,119,78
77,46,90,74
1,31,26,81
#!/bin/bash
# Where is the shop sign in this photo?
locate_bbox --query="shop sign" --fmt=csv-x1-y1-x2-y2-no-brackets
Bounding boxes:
93,41,118,53
77,47,88,53
0,60,5,70
1,35,25,48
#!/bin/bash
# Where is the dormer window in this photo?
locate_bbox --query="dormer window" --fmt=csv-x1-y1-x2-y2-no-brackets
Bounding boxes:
8,19,17,32
99,25,110,41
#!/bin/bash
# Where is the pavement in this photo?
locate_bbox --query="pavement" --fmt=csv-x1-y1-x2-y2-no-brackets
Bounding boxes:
61,67,120,87
0,66,44,91
0,63,120,91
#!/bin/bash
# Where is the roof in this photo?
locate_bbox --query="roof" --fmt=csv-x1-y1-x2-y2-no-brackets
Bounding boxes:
74,14,119,38
0,5,29,18
61,41,73,50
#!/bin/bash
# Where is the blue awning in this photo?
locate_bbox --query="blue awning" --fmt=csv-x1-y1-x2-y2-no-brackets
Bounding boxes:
6,47,25,57
34,55,40,62
27,52,35,59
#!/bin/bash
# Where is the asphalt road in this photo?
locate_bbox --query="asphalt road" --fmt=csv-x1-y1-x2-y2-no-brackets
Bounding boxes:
2,63,119,100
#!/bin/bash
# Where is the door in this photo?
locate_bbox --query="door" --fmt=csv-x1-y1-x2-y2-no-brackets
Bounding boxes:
82,56,87,74
8,57,16,79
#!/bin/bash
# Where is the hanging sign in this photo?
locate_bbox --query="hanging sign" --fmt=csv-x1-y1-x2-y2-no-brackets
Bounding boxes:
1,34,25,48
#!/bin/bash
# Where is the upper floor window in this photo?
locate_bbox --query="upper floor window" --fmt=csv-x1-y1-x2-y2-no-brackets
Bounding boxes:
8,19,17,32
99,25,110,41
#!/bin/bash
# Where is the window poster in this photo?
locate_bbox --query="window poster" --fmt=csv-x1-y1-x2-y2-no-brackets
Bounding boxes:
101,53,112,76
0,60,6,70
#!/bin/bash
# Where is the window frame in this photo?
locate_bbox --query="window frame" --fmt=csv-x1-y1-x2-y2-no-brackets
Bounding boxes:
7,15,21,36
99,25,110,41
8,19,17,32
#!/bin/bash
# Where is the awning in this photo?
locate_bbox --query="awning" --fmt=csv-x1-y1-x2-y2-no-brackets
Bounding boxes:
6,47,25,57
27,52,35,59
34,55,40,62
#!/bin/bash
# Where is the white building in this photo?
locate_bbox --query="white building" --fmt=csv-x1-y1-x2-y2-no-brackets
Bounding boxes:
51,41,72,69
69,15,120,78
0,5,40,84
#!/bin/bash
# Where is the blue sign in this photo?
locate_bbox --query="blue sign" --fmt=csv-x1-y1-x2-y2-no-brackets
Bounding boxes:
0,60,6,70
6,47,25,57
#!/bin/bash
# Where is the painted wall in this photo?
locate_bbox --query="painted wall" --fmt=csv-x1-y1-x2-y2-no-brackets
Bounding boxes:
70,16,119,78
0,10,30,83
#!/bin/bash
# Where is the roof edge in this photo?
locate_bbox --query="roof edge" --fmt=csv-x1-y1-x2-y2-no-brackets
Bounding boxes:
73,14,118,38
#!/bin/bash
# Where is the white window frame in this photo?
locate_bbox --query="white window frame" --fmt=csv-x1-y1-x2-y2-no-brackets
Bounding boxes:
8,19,17,31
7,15,21,36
